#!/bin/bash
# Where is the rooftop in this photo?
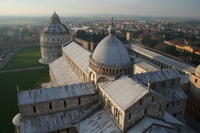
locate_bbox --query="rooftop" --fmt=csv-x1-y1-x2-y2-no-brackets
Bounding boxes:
92,35,131,66
49,56,80,86
98,76,149,110
131,45,195,75
79,108,121,133
18,83,96,105
127,116,178,133
92,24,131,66
62,41,91,74
157,87,188,101
43,12,69,34
134,59,159,73
134,69,181,85
20,104,93,133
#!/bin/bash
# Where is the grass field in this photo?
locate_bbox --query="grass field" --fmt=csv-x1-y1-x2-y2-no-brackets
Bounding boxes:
0,46,50,133
0,68,49,133
2,47,44,70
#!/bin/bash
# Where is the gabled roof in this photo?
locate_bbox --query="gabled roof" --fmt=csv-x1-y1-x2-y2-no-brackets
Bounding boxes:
134,59,159,72
134,69,187,101
134,69,181,85
98,76,150,110
79,108,121,133
164,112,184,126
49,56,80,86
18,83,96,105
127,116,178,133
20,104,94,133
131,45,195,75
156,87,188,101
62,41,91,74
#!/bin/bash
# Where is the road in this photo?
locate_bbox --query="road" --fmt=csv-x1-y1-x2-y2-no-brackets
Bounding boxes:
0,66,48,73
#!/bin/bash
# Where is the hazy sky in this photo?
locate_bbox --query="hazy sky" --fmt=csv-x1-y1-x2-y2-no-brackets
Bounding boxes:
0,0,200,18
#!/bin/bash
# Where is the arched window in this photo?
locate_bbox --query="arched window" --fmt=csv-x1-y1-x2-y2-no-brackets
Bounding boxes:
144,108,147,115
139,99,143,105
109,69,111,74
159,105,162,111
162,82,165,88
151,96,154,102
129,113,132,120
116,69,119,74
33,106,36,113
166,104,169,108
78,98,81,105
49,102,52,110
64,100,66,107
115,108,118,117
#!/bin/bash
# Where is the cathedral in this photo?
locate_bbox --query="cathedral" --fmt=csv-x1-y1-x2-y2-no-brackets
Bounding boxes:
13,12,189,133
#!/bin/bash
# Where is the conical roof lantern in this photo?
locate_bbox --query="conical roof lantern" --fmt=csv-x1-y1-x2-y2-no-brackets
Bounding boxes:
50,11,61,24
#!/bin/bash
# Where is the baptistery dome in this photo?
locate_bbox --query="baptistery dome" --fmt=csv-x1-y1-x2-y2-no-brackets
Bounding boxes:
43,11,69,34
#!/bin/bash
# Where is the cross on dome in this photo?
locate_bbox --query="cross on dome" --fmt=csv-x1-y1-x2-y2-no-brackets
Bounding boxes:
108,17,116,35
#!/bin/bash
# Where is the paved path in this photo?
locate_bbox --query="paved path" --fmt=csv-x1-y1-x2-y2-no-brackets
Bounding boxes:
0,66,48,73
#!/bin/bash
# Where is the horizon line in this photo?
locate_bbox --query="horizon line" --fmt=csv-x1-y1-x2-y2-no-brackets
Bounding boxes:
0,14,199,19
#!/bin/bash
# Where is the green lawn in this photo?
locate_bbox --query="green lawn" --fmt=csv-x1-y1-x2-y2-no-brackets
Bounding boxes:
2,47,45,70
0,46,50,132
0,68,49,133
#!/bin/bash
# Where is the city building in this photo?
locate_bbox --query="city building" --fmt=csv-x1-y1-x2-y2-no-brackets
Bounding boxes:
39,12,71,64
13,23,187,133
126,31,133,41
164,41,194,53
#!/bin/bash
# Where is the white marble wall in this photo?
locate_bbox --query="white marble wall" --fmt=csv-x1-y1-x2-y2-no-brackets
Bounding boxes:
39,33,71,64
19,95,97,117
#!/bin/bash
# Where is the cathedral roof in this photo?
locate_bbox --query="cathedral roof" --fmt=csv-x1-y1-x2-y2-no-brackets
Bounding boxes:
98,76,150,110
92,24,131,66
49,56,81,86
43,11,69,34
20,104,95,133
134,69,181,85
127,115,180,133
79,109,121,133
131,45,195,75
18,83,96,105
62,41,91,74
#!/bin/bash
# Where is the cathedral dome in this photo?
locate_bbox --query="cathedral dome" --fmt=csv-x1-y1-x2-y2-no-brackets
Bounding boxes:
195,65,200,77
92,25,131,66
43,11,69,34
